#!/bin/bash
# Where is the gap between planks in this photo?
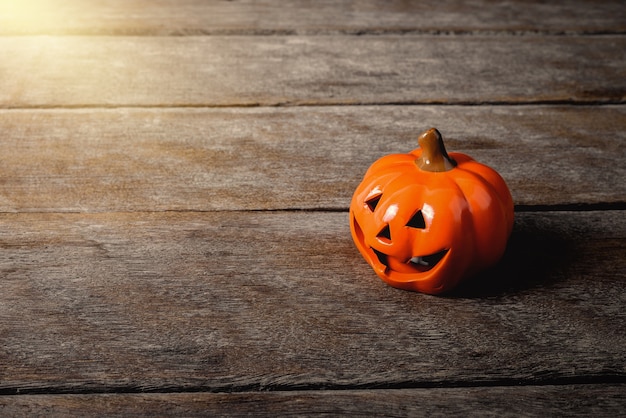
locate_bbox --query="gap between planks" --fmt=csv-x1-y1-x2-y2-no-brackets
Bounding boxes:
2,28,626,37
0,202,625,216
0,0,624,37
1,385,625,417
2,375,626,397
2,99,626,110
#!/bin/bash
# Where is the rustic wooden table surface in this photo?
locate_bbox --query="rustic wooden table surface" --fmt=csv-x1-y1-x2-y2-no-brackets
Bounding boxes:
1,1,625,416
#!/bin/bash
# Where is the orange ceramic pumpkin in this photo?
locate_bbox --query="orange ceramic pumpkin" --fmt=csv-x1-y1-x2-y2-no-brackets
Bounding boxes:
350,128,514,294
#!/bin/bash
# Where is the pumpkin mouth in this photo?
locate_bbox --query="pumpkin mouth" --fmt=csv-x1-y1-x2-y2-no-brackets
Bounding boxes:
372,247,448,273
352,216,448,275
407,249,448,272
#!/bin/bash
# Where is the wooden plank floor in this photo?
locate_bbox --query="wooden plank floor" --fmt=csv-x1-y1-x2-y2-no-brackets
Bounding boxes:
1,1,625,416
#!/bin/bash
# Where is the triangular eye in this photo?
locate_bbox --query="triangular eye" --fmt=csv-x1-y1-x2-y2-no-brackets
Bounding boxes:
406,210,426,229
377,225,391,241
365,194,382,212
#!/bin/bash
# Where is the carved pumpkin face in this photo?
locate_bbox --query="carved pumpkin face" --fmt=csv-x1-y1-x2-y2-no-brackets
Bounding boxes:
350,128,514,294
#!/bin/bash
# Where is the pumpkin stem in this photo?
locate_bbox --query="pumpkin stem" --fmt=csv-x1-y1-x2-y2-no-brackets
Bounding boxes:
415,128,457,172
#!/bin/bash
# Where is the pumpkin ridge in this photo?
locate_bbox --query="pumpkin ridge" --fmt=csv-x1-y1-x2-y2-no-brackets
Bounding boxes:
456,160,514,229
451,167,513,267
364,153,417,177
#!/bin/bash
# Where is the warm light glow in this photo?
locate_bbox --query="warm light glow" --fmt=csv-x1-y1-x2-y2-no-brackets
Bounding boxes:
0,1,76,34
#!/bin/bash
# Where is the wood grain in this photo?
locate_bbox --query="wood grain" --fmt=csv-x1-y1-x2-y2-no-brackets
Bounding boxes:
1,36,624,107
0,0,624,35
0,106,623,212
1,211,624,394
1,385,625,417
1,0,624,412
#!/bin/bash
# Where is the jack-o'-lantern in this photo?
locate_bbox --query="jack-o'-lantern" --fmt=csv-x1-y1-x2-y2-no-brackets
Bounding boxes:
350,128,514,294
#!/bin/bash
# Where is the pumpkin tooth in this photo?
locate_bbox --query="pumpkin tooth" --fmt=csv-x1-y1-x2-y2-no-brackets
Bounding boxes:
409,249,448,269
410,256,429,266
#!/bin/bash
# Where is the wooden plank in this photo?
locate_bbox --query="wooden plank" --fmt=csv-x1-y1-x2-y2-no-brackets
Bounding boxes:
1,36,624,107
0,0,624,35
0,106,623,212
0,210,624,393
1,385,625,416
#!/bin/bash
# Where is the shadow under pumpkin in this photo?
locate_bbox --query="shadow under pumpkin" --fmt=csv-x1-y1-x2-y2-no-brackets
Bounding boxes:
449,215,574,298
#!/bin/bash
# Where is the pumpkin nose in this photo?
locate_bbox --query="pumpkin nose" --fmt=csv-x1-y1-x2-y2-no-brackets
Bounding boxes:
377,225,391,242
